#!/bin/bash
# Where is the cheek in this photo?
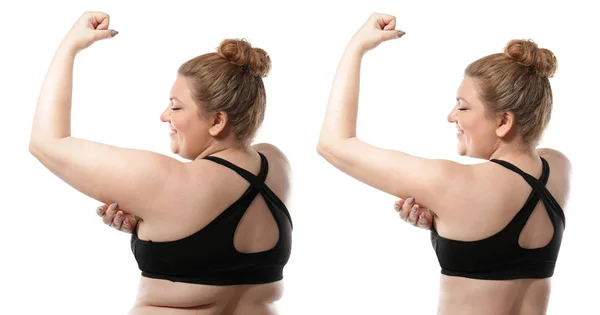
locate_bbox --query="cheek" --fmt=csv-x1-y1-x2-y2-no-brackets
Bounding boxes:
171,114,193,133
176,115,209,142
469,121,497,146
461,115,490,136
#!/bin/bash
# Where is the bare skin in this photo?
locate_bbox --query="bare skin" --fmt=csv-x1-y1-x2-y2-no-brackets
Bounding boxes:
95,144,290,315
316,13,571,315
392,150,568,315
29,12,292,315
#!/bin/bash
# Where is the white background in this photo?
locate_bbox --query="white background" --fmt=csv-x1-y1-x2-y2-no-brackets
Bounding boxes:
1,0,598,314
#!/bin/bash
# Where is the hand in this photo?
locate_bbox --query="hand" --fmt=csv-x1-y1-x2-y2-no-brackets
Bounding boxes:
61,11,118,53
349,13,405,54
394,197,433,230
96,203,138,233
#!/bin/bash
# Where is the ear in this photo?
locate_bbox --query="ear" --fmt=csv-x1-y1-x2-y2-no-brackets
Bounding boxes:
208,111,229,137
495,111,515,138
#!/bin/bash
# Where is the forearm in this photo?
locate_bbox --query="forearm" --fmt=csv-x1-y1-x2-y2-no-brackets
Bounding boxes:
30,42,77,146
318,43,365,149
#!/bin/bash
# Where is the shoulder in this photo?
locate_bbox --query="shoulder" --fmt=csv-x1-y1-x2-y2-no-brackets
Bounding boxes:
536,147,572,176
536,147,569,160
251,143,292,204
536,147,572,208
251,142,291,170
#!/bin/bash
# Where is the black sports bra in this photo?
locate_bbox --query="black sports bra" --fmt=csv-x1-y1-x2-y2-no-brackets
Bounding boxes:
130,152,293,285
430,157,565,280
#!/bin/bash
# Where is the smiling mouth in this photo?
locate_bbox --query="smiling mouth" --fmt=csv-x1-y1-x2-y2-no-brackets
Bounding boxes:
168,123,177,135
455,123,464,137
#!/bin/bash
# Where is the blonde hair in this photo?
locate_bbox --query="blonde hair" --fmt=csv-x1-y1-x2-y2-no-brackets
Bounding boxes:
465,39,558,147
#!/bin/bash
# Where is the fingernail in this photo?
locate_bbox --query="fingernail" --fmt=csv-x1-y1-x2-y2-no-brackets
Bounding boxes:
398,30,406,38
111,30,119,37
418,214,425,223
116,212,122,219
394,203,400,211
407,197,414,205
412,206,418,213
110,203,118,210
96,207,103,214
123,220,129,227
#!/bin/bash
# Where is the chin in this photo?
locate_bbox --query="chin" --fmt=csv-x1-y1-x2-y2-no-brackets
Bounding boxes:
170,143,179,155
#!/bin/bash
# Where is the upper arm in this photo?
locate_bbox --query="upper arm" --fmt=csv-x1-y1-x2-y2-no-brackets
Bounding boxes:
29,137,190,219
317,137,471,212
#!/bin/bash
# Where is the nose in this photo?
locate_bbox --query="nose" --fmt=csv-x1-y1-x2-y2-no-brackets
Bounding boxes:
160,106,170,122
447,108,457,123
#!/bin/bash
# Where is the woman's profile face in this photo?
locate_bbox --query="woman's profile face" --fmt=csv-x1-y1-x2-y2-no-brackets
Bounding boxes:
447,76,501,159
160,76,212,160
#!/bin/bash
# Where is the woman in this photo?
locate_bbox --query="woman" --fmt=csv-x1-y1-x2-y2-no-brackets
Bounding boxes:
317,12,571,315
29,12,293,315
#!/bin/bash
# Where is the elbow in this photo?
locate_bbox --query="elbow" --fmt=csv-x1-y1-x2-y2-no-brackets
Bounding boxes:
29,138,41,158
317,135,351,156
317,134,351,157
29,129,44,156
28,137,53,159
316,140,340,165
29,134,64,152
316,140,331,158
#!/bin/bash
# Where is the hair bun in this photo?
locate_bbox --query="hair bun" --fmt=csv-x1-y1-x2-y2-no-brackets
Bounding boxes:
217,38,271,78
504,39,557,78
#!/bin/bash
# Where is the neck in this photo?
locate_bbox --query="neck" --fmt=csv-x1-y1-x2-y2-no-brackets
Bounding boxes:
194,138,250,160
488,141,537,161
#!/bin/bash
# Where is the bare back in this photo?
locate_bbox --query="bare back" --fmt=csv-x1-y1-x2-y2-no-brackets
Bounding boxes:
129,145,292,315
434,150,570,315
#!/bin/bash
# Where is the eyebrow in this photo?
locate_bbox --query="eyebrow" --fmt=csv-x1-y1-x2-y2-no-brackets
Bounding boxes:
456,97,471,105
169,97,182,103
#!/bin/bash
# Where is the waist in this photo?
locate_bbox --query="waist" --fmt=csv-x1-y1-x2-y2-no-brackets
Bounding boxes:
129,303,278,315
438,275,551,315
135,275,284,310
